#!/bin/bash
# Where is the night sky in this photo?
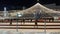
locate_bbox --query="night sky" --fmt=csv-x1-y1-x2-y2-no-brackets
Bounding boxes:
0,0,60,10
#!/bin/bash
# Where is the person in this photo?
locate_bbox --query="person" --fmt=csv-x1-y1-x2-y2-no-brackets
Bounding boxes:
22,18,25,24
34,12,40,28
10,19,12,25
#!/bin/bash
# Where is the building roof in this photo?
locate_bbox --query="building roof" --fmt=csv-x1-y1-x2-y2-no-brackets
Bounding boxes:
10,3,60,17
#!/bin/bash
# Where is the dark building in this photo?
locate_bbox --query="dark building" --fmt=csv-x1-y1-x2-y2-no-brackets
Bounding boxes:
55,0,60,5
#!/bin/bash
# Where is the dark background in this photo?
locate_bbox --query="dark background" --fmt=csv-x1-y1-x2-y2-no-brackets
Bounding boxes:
0,0,60,10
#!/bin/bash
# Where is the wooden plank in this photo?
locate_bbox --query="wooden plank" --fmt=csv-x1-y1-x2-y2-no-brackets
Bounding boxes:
0,27,60,29
0,24,60,26
0,21,60,23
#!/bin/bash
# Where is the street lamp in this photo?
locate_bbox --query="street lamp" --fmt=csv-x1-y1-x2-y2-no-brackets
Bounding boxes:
16,13,22,32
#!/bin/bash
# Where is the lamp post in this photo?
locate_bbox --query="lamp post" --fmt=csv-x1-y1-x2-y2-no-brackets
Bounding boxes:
16,13,22,32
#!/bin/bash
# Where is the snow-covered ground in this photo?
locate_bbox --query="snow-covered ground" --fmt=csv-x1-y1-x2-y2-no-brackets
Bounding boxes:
0,29,59,34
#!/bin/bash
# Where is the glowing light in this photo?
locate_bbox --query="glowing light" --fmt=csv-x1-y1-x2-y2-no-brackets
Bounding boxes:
17,13,22,17
18,14,22,17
